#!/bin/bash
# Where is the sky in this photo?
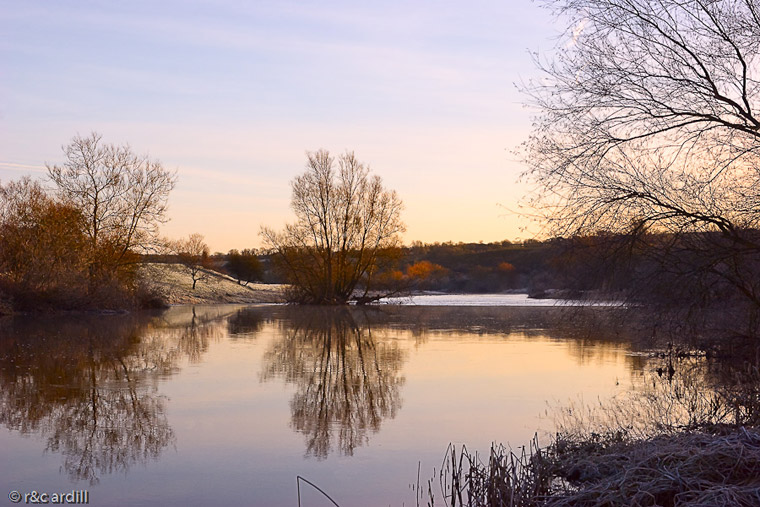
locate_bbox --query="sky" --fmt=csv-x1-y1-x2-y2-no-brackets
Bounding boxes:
0,0,563,253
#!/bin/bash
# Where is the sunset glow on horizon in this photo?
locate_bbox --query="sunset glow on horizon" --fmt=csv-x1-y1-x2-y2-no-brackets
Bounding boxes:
0,1,561,252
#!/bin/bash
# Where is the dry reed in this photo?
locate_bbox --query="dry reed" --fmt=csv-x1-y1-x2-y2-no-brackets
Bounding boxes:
429,427,760,506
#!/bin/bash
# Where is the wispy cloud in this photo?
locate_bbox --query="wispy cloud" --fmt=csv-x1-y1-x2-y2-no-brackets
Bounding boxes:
0,162,46,173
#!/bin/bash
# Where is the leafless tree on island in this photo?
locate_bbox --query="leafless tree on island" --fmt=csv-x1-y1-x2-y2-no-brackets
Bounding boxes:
261,150,405,304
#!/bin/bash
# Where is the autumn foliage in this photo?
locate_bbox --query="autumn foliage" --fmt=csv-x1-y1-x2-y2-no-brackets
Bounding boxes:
0,178,140,310
0,133,175,312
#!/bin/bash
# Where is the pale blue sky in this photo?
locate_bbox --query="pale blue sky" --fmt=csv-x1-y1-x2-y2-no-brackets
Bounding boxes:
1,0,562,252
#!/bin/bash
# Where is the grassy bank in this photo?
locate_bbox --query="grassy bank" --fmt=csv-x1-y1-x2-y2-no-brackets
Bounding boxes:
430,427,760,507
0,262,287,315
139,262,286,305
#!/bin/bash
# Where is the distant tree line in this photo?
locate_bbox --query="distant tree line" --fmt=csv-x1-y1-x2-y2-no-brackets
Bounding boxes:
226,237,621,296
143,240,564,295
258,231,760,321
393,240,553,294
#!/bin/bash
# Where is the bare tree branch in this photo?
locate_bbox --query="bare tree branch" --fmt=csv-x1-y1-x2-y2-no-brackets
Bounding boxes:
46,132,177,268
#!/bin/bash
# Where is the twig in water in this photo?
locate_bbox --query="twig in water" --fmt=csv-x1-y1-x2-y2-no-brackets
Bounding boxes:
296,475,341,507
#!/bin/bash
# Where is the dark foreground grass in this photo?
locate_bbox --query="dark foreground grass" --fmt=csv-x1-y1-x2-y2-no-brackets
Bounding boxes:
424,356,760,506
427,427,760,507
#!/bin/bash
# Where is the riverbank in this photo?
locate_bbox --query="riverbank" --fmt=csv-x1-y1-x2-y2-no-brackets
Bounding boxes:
434,426,760,506
140,263,287,305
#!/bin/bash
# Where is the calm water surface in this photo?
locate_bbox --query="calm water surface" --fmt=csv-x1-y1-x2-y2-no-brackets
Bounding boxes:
1,300,647,506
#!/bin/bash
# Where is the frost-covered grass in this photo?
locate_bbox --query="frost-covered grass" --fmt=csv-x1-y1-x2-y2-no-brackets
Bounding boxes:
427,360,760,506
429,428,760,507
140,263,286,305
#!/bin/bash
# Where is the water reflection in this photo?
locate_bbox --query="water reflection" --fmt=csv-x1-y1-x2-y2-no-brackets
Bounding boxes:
0,309,227,484
262,307,405,459
0,303,655,493
147,305,227,364
227,308,264,337
360,305,648,367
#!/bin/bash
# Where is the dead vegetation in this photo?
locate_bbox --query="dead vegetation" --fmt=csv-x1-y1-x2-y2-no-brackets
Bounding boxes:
426,360,760,506
426,427,760,507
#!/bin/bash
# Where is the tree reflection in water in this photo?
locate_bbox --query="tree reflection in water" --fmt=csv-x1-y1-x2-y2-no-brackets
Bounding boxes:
262,307,405,459
0,308,226,483
227,307,264,337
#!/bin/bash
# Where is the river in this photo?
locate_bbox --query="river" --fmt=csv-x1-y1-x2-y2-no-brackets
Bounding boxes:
1,299,653,506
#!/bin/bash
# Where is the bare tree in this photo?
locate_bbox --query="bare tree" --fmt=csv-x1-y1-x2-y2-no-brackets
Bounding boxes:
226,249,262,286
523,0,760,309
172,233,210,290
261,150,405,304
47,133,177,268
